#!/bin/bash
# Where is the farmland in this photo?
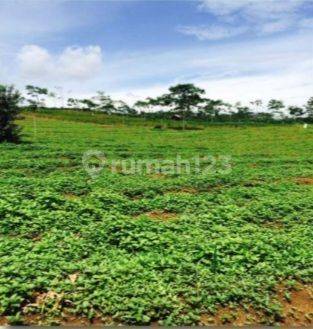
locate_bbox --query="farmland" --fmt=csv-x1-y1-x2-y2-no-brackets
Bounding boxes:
0,112,312,325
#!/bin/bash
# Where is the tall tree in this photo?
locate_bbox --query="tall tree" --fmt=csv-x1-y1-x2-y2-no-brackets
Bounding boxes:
235,102,253,120
165,83,205,114
79,99,97,111
305,97,313,120
267,99,285,119
157,83,205,128
92,91,116,114
0,85,23,143
25,85,49,110
67,98,80,108
199,99,224,121
288,106,304,119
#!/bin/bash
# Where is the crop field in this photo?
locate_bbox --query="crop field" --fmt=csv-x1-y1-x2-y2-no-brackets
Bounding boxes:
0,112,312,326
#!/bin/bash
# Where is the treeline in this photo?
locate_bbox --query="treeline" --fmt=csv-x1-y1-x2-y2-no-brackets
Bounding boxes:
21,83,313,123
1,82,312,143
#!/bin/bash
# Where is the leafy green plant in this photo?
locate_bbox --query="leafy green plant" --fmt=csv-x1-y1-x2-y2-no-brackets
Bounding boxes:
0,113,312,325
0,85,22,143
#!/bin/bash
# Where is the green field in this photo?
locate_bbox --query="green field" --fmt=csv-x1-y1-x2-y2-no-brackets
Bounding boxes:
0,112,312,325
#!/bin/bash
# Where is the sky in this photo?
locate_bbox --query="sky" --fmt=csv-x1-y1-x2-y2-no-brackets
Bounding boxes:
1,0,313,106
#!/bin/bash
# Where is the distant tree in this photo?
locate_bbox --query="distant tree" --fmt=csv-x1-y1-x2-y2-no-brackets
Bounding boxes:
156,83,205,128
67,98,80,108
134,97,162,113
267,99,285,119
288,106,304,119
233,102,253,120
79,99,97,111
251,99,263,107
114,101,137,115
0,85,23,143
250,99,264,113
199,99,224,121
25,85,49,110
305,97,313,119
134,100,150,113
165,83,205,115
92,91,116,114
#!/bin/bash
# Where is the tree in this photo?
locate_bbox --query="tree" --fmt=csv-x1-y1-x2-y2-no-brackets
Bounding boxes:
267,99,285,119
92,91,116,114
165,83,205,114
234,103,253,120
250,99,263,113
79,99,97,111
199,99,224,121
288,106,304,119
156,83,205,128
114,100,137,115
25,85,49,110
305,97,313,119
134,98,160,113
0,85,23,143
67,98,80,108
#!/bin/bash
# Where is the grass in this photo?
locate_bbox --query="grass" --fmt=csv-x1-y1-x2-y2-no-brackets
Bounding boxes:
0,111,312,325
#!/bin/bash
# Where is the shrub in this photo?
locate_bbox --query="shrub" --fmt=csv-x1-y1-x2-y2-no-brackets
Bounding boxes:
168,124,204,130
153,124,165,130
0,85,22,143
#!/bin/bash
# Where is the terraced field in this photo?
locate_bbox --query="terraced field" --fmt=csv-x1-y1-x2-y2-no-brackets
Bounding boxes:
0,113,312,325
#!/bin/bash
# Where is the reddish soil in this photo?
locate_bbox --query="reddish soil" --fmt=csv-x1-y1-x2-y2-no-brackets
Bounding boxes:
279,284,313,326
295,177,313,185
1,284,312,326
145,210,178,221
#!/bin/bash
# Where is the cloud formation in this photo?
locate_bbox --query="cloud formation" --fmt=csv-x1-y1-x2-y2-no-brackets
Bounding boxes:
17,45,103,81
199,0,304,19
179,0,312,40
177,25,247,41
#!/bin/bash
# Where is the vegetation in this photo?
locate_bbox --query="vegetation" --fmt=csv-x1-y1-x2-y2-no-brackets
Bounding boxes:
0,85,23,143
13,83,313,124
0,111,312,325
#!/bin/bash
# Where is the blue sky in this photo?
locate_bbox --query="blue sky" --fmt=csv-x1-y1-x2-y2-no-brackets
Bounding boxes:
1,0,313,106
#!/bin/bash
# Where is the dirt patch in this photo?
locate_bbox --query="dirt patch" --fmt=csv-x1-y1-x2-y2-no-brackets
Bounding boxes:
2,313,113,326
23,291,64,313
31,233,42,242
63,193,80,201
263,221,285,229
200,285,313,326
144,211,178,221
295,177,313,185
148,173,167,179
249,163,258,168
167,187,198,194
200,307,261,326
68,272,79,284
179,187,197,193
278,284,313,326
0,316,7,325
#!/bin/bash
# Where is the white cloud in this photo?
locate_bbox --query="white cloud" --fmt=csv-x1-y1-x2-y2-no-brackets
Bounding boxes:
58,46,103,80
102,32,313,106
258,18,294,35
6,30,313,108
17,45,104,82
18,45,53,78
199,0,250,16
181,0,311,40
299,17,313,29
199,0,306,20
178,25,247,41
